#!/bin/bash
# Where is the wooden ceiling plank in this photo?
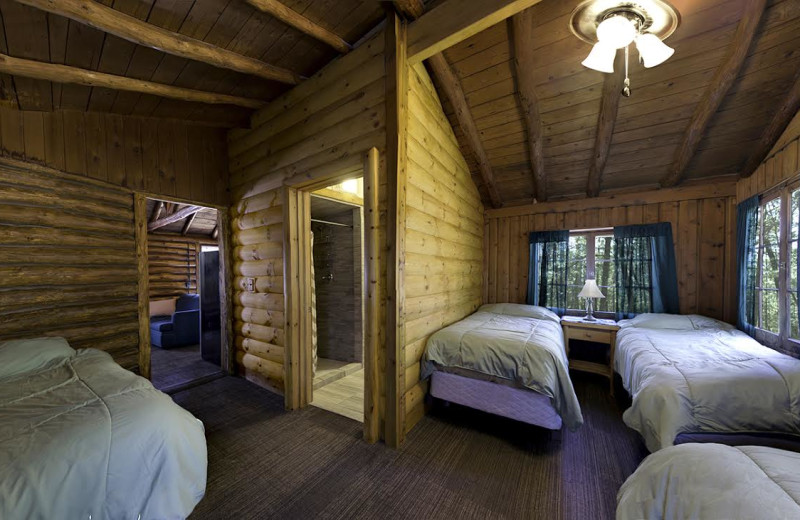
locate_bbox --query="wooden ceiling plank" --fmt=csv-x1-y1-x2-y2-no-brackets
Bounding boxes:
660,0,768,187
740,68,800,179
148,204,202,231
13,0,302,84
0,53,264,108
511,9,546,202
586,50,625,198
246,0,351,54
407,0,543,64
427,53,502,207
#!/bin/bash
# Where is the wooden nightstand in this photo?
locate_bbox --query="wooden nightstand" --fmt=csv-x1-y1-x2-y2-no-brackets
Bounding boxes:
561,316,619,395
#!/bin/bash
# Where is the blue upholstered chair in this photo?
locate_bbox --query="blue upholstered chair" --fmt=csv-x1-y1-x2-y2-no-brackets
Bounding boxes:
150,294,200,349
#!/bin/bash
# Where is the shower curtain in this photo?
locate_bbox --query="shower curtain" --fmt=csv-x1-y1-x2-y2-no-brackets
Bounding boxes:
311,231,318,377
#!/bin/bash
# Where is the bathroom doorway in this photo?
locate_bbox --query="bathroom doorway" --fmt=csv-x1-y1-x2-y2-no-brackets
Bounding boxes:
308,180,365,422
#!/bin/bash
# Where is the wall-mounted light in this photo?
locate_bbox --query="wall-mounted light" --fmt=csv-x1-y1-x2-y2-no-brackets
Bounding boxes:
571,1,680,96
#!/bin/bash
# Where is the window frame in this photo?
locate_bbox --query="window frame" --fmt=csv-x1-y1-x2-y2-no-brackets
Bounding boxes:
565,228,615,319
753,182,800,353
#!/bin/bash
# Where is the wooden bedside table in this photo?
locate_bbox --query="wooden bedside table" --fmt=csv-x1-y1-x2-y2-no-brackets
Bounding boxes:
561,316,619,395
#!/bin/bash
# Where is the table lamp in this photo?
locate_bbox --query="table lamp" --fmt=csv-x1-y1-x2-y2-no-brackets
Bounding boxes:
578,279,605,321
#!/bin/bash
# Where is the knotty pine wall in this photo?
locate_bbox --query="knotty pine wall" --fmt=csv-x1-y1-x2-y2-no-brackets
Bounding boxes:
738,110,800,201
484,184,738,324
0,107,229,206
0,108,229,374
401,64,484,434
231,188,286,395
227,30,386,409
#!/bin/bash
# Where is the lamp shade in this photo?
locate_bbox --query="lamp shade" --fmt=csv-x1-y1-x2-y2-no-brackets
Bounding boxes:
635,33,674,68
596,15,637,49
577,279,605,299
581,42,616,73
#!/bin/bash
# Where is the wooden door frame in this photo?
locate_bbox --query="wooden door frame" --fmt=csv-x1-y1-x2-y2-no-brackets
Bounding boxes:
283,147,380,443
134,193,234,381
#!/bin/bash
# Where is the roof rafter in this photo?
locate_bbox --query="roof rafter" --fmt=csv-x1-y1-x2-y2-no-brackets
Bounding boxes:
427,53,503,207
0,54,263,108
148,205,202,231
587,50,625,198
246,0,351,54
510,9,547,202
181,211,199,235
406,0,543,64
660,0,767,187
13,0,302,85
740,68,800,179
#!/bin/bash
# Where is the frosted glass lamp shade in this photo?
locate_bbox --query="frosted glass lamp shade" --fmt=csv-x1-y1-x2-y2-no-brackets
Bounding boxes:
636,33,674,68
582,42,616,73
578,279,605,299
596,15,637,49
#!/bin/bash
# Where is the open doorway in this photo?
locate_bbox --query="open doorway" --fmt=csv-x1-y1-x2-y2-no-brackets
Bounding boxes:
143,198,226,393
308,179,365,422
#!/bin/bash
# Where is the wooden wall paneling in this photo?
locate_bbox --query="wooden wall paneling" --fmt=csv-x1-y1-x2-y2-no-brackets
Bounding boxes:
21,110,44,162
106,114,125,186
123,116,143,190
85,111,108,182
697,198,725,318
364,146,380,443
0,106,24,157
42,111,65,170
62,110,86,175
677,200,699,315
724,196,737,324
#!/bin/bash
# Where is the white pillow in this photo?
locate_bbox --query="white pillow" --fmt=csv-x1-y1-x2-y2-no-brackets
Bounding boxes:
625,313,695,330
479,303,561,323
0,337,76,380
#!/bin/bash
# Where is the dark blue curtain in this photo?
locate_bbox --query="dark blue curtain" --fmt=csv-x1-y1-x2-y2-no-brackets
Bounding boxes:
614,223,679,320
737,195,759,336
527,230,569,316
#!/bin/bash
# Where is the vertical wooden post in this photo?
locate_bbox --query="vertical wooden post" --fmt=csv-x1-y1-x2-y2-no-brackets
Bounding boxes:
385,11,408,448
298,190,313,407
134,193,151,379
283,187,301,409
218,208,235,375
364,147,381,443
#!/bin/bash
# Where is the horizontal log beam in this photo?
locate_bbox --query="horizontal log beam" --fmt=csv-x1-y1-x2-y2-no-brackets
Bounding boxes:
246,0,351,54
14,0,301,85
407,0,542,64
0,54,263,108
148,205,202,231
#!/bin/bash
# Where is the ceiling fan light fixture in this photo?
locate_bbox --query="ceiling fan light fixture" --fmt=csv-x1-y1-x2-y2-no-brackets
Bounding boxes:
581,42,617,73
596,15,637,49
635,32,675,67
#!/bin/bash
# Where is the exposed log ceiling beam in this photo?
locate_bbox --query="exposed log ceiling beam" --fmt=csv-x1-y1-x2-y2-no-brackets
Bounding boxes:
586,50,625,198
149,201,164,224
0,54,264,108
660,0,767,187
181,211,198,235
407,0,543,64
148,205,202,231
13,0,302,85
740,68,800,179
393,0,425,19
427,53,502,208
246,0,351,54
510,10,546,202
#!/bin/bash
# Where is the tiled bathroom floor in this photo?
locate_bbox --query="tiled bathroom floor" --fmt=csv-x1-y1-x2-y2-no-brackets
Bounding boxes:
310,369,364,422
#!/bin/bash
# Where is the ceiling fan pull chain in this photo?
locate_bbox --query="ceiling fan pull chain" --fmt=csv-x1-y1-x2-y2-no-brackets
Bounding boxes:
622,44,632,97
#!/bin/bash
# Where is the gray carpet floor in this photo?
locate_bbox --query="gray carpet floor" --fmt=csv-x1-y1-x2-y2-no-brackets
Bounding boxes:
173,374,648,520
150,344,223,392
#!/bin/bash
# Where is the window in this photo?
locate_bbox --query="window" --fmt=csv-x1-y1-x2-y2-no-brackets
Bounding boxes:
566,230,615,315
754,185,800,347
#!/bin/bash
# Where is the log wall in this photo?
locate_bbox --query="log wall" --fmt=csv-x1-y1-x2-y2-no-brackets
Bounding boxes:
401,63,484,434
230,188,286,395
227,30,386,409
148,234,217,300
484,183,738,323
0,107,229,206
0,158,139,370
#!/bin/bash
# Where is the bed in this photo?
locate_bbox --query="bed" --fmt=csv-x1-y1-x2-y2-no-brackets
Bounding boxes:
420,303,583,432
615,313,800,452
0,337,207,519
616,443,800,519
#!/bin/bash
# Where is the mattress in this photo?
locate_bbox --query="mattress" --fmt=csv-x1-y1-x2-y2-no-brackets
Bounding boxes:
430,371,563,430
421,303,582,430
617,443,800,519
0,337,207,519
615,313,800,452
